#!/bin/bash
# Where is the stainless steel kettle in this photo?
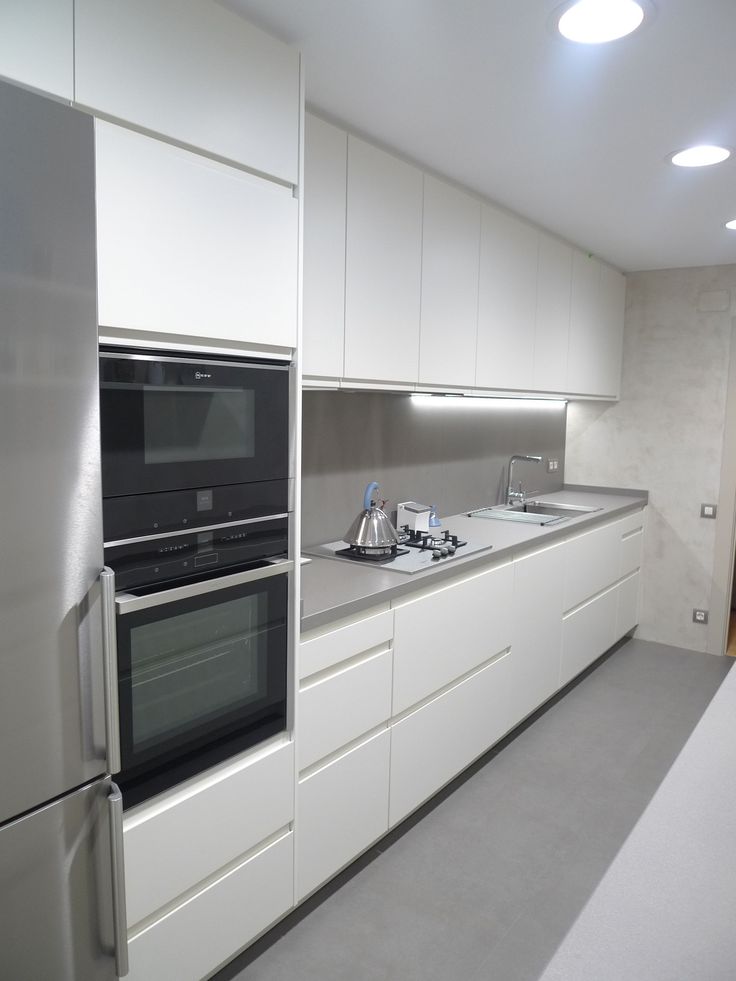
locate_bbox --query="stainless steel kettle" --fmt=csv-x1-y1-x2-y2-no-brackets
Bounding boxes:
343,481,400,553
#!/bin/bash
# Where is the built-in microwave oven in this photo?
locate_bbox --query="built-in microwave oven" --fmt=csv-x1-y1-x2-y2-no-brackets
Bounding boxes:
100,347,291,587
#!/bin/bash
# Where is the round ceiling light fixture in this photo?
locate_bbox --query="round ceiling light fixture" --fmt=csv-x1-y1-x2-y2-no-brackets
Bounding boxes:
557,0,646,43
669,145,732,168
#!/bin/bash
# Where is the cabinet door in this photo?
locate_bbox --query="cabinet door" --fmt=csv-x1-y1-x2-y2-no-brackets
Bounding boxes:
95,121,298,348
392,562,513,715
560,587,618,687
0,0,72,99
509,542,565,727
75,0,299,183
389,652,512,826
567,253,625,397
419,176,480,387
534,233,571,393
476,205,539,390
297,730,390,901
616,571,641,638
302,115,347,378
344,136,423,384
563,519,621,613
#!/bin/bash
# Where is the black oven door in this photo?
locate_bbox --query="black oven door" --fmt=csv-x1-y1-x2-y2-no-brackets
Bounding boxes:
113,561,290,808
100,350,289,498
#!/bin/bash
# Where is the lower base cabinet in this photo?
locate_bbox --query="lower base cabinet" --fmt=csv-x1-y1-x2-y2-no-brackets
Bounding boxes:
389,650,512,827
296,729,390,901
560,586,619,687
617,570,641,638
126,832,294,981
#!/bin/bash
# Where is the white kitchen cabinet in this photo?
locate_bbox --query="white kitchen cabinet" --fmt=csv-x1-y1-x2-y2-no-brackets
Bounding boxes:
418,176,481,387
296,729,390,901
476,205,539,390
392,562,513,715
126,831,293,981
344,136,423,385
302,115,347,378
389,652,513,826
75,0,300,183
123,740,293,929
299,606,393,680
560,586,619,687
616,570,641,638
534,233,572,393
0,0,72,99
298,648,392,770
508,541,565,727
563,518,622,614
95,121,298,349
567,252,625,398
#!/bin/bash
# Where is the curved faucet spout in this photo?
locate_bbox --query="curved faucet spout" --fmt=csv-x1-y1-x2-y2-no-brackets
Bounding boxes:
507,454,543,505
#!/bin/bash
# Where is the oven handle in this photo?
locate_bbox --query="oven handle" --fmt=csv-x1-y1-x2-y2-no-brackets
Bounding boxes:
100,567,122,775
114,559,294,616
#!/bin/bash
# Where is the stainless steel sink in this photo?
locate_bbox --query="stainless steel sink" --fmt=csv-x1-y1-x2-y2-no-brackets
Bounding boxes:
468,501,602,525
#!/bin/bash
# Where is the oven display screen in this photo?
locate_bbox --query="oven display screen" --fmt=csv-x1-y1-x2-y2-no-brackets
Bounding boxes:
143,386,255,465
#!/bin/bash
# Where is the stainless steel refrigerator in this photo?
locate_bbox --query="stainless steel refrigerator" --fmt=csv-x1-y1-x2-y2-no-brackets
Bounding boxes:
0,80,125,978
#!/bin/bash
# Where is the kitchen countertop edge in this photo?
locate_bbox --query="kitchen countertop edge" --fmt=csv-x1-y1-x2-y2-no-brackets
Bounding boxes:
300,485,648,634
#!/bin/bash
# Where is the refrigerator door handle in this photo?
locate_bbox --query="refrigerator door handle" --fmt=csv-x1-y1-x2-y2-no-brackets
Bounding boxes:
100,567,122,775
108,782,129,978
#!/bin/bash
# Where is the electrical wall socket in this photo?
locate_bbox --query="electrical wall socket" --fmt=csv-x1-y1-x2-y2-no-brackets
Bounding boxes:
700,503,717,519
547,458,559,473
693,609,709,624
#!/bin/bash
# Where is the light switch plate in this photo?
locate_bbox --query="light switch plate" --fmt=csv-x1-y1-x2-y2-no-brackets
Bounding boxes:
700,503,717,519
547,458,559,473
693,608,709,624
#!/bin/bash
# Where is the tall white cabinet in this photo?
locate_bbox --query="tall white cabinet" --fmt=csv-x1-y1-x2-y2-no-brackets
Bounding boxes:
344,136,424,385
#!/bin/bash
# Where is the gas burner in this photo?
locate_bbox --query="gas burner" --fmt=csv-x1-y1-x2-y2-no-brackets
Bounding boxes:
400,526,467,557
335,545,410,564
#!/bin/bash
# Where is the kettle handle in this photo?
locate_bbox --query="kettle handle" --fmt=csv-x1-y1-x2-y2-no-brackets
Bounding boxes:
364,481,379,510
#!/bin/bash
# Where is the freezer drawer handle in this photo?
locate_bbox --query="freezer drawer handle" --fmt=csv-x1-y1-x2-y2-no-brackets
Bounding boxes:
108,782,129,977
100,567,122,774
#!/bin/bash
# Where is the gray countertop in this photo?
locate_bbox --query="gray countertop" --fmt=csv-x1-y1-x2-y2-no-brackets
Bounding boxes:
301,485,648,633
538,656,735,981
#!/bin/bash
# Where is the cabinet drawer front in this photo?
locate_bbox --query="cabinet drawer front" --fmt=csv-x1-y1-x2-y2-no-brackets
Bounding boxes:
564,521,621,612
300,608,393,680
127,832,293,981
297,730,390,901
617,508,646,539
124,741,293,928
298,649,392,770
389,652,512,827
560,588,618,687
616,571,641,638
95,121,298,348
620,527,643,578
392,562,513,715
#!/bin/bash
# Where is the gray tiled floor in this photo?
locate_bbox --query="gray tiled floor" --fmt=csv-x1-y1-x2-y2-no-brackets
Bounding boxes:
215,639,731,981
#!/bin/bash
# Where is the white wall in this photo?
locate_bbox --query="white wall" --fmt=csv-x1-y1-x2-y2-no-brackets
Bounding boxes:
566,265,736,654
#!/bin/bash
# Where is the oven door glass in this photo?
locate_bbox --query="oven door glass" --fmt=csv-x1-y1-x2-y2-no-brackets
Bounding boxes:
115,568,288,807
100,351,289,498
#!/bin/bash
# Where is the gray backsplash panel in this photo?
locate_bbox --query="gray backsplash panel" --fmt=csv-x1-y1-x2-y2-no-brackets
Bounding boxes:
301,391,567,545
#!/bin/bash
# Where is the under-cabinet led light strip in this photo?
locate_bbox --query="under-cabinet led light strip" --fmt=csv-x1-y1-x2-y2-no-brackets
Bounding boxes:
410,394,567,411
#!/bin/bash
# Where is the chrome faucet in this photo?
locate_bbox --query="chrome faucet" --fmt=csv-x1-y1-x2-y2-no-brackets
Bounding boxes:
507,455,543,505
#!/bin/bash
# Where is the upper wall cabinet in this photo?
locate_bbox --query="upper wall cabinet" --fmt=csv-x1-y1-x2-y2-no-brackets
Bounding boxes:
344,136,423,385
419,176,480,388
95,121,298,349
75,0,300,184
476,205,539,390
567,251,625,398
534,233,572,393
302,115,347,378
0,0,72,99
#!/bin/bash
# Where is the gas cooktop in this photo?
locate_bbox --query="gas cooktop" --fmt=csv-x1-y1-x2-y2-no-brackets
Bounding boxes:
306,527,490,575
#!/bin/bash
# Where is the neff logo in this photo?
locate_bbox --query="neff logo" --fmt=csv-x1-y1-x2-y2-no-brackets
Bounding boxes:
194,371,212,380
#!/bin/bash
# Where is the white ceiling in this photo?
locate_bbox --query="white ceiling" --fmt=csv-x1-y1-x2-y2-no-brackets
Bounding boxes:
227,0,736,273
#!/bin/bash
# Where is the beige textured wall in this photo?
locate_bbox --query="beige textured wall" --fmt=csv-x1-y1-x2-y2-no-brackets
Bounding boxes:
566,265,736,654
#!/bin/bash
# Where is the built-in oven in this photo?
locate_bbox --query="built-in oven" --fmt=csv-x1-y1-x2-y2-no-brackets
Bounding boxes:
101,561,291,810
99,347,290,546
99,345,294,809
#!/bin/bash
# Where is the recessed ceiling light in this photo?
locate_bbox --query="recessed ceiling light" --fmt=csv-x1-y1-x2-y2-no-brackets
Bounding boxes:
557,0,645,44
670,145,731,168
726,219,736,231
